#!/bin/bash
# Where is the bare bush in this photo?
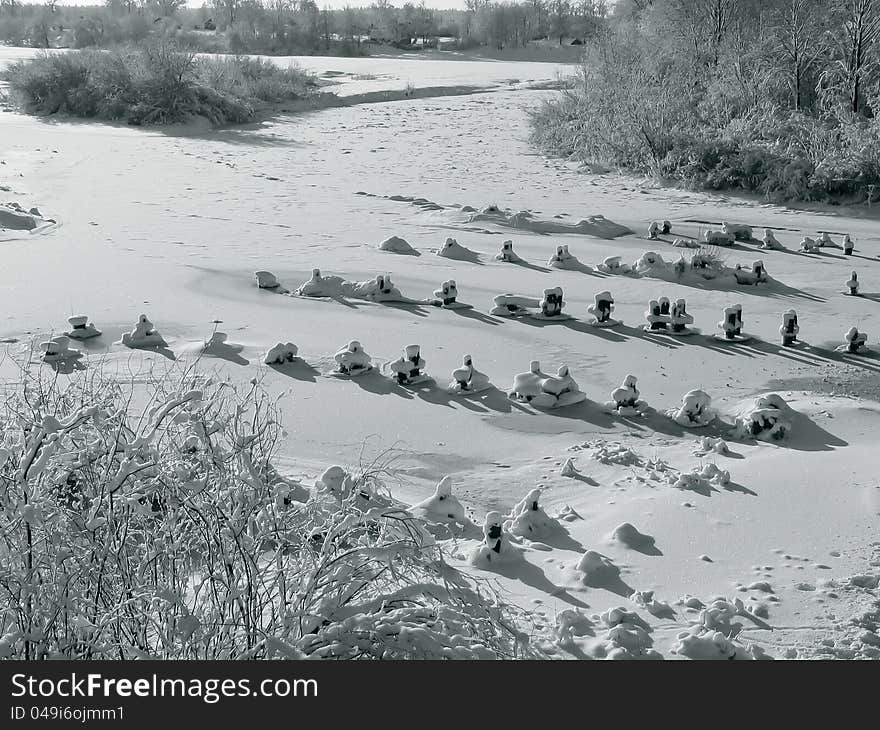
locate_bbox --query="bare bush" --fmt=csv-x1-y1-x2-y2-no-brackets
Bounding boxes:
0,354,542,660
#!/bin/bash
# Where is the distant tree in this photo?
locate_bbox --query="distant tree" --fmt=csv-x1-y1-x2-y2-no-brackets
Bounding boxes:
549,0,569,44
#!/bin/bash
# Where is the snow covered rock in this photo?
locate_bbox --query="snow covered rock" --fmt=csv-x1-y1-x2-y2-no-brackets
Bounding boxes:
409,475,467,524
469,511,523,567
587,290,620,327
40,335,81,363
448,354,492,394
695,436,730,455
715,304,752,343
839,326,869,354
846,270,859,296
697,463,730,486
721,221,753,241
121,314,166,349
389,344,430,386
817,231,834,247
733,259,768,285
294,268,336,297
673,629,761,660
800,236,820,253
630,590,675,620
593,607,662,660
672,237,700,248
495,239,522,263
560,458,580,478
489,293,540,317
668,389,715,428
333,340,373,376
668,298,698,335
509,362,586,409
255,270,281,289
533,286,570,320
597,255,632,275
314,465,351,498
264,342,299,365
644,298,670,332
612,523,656,552
361,273,406,302
780,309,799,346
431,279,470,309
575,551,623,589
437,237,477,260
633,251,667,276
64,315,101,340
761,228,784,250
731,393,792,442
548,244,583,270
704,229,734,246
378,235,419,255
605,374,649,416
505,488,559,541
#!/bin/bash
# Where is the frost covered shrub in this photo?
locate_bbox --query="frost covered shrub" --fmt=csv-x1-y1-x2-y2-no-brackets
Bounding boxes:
0,358,539,660
2,43,319,126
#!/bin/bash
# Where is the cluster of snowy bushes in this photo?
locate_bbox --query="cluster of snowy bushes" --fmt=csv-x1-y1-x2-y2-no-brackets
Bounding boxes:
1,42,321,126
0,359,538,660
530,2,880,204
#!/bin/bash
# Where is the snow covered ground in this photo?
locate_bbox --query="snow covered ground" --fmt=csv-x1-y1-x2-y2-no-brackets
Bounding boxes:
2,48,879,659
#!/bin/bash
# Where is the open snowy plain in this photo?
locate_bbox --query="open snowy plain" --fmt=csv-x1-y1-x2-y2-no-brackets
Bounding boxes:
2,48,879,659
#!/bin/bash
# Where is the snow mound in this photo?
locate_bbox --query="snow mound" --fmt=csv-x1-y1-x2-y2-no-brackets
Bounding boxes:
294,270,420,304
548,244,585,270
255,270,281,289
604,374,649,416
505,488,560,541
695,436,730,455
448,354,492,394
667,389,715,427
409,476,468,525
469,511,524,568
673,628,768,660
593,607,662,660
574,551,621,589
560,458,580,478
630,590,675,619
333,340,373,376
611,523,656,552
590,442,642,467
40,335,81,363
264,342,299,365
65,315,101,341
730,393,792,442
0,202,54,234
437,237,478,261
120,314,166,349
378,235,419,255
465,206,632,238
509,362,586,409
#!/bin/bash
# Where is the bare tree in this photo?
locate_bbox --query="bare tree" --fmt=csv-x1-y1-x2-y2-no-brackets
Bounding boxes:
773,0,827,109
831,0,880,112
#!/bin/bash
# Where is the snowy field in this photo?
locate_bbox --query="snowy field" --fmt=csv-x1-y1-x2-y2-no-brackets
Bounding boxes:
2,48,880,659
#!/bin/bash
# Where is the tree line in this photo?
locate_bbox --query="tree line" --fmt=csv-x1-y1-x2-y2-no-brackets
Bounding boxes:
0,1,608,55
531,0,880,202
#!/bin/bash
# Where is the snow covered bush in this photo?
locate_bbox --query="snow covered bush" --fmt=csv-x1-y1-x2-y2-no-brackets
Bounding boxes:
0,358,540,660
